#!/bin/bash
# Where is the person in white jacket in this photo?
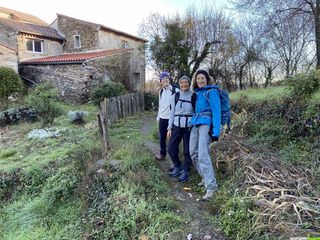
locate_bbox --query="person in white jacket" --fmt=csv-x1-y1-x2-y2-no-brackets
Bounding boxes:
155,71,178,160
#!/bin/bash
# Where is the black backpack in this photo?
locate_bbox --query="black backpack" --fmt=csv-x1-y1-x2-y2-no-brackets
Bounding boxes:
174,92,196,111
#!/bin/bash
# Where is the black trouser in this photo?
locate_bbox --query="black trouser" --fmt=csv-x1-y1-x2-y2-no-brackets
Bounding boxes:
168,125,192,173
159,118,169,156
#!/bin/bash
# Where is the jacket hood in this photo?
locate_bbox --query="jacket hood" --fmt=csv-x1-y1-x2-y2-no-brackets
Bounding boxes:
196,84,220,92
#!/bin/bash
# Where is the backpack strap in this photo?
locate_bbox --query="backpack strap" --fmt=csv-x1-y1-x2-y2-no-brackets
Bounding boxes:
191,93,196,111
174,92,180,105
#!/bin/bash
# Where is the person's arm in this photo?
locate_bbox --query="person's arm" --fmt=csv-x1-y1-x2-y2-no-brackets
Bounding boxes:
156,91,161,122
167,93,176,130
208,89,221,138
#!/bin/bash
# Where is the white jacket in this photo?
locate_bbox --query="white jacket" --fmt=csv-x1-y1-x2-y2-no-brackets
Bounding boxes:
156,85,178,121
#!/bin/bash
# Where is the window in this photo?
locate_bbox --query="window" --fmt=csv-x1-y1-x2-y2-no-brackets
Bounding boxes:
121,40,128,49
74,35,81,48
26,39,43,53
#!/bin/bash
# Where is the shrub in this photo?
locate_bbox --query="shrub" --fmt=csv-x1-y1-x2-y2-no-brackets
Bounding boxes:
286,69,320,99
68,111,88,124
0,107,37,127
144,92,158,111
26,82,63,125
91,81,126,106
0,67,25,109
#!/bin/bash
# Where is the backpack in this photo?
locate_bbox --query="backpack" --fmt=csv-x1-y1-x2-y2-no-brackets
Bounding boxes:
160,84,177,98
206,86,231,132
174,92,196,111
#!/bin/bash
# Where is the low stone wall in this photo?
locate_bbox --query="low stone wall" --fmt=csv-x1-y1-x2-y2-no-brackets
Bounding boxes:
0,45,18,72
19,63,95,103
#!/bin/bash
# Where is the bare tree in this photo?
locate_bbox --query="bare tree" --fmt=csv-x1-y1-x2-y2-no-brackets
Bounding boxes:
232,0,319,68
138,2,231,78
105,53,133,91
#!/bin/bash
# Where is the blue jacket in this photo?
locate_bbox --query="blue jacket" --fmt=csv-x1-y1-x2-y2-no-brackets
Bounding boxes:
190,85,221,137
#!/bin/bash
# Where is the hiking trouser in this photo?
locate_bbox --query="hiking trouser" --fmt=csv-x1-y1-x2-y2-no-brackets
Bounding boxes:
168,125,193,174
159,118,169,156
189,125,218,190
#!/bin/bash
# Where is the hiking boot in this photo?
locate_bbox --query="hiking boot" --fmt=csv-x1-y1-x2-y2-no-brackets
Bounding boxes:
178,171,189,183
197,178,205,186
202,189,217,201
167,165,174,173
155,154,166,161
169,167,183,177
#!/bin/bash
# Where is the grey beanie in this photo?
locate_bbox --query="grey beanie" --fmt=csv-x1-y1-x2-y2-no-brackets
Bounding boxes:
179,74,191,83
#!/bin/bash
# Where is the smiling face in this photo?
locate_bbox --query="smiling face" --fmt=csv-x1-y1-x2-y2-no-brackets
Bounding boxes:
179,79,190,91
160,77,170,88
196,73,208,88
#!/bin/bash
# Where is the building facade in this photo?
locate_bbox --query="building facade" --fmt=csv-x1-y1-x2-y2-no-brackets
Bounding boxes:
0,6,146,103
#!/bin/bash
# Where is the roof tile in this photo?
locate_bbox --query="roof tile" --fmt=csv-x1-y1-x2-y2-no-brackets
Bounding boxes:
0,17,64,41
21,48,133,64
0,6,48,26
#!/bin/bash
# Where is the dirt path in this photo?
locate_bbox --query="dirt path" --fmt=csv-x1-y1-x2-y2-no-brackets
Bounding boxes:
141,113,226,240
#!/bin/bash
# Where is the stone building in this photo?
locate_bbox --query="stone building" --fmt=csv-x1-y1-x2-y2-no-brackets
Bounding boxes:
0,6,146,103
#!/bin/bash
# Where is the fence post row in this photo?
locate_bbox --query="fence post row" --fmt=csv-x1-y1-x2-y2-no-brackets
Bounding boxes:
98,92,145,157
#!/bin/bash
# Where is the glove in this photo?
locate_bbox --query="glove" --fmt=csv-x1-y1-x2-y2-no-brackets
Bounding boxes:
211,136,219,142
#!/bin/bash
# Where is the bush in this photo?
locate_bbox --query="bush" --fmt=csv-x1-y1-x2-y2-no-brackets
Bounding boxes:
68,111,88,124
144,92,158,111
0,107,37,127
286,69,320,99
91,81,126,106
26,82,63,125
0,67,25,109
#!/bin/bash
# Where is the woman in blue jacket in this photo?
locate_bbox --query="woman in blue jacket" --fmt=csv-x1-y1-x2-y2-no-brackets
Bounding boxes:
189,69,221,201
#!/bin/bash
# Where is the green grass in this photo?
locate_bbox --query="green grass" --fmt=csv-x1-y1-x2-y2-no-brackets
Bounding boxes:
230,86,287,102
82,114,186,239
0,102,101,239
0,103,99,172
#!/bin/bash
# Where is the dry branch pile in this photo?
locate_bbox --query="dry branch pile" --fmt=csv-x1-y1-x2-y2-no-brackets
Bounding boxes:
211,132,320,237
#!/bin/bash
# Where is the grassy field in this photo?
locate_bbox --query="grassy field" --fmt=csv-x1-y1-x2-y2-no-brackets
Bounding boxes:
0,101,184,239
230,85,320,102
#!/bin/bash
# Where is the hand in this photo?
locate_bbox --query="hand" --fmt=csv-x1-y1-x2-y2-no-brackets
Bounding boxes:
211,136,219,142
167,129,172,138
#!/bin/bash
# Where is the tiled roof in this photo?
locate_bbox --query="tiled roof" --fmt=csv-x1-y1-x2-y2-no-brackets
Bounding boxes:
0,6,48,26
0,17,64,41
20,48,133,64
56,14,147,43
0,43,17,52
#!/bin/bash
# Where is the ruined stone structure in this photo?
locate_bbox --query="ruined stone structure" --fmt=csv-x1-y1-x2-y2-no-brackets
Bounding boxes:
0,6,146,103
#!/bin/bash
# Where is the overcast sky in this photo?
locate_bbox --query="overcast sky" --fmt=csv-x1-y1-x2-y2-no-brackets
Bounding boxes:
0,0,229,37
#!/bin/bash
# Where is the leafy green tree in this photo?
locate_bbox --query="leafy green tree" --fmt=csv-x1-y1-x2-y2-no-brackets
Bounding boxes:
26,82,62,126
0,67,24,109
149,20,191,80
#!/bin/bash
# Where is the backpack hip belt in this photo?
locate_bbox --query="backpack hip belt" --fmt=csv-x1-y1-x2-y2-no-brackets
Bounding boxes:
174,114,193,128
195,112,212,117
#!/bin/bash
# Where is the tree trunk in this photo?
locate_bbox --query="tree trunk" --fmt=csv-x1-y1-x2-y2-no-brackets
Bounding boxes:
264,67,272,88
239,64,246,90
315,0,320,68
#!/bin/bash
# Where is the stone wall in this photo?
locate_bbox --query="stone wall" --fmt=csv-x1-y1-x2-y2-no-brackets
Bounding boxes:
0,22,18,49
88,52,145,91
56,15,99,53
19,51,145,103
0,45,18,71
19,63,95,103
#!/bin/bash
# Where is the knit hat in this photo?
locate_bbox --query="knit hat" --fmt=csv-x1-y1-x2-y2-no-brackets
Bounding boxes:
195,69,210,81
178,74,191,83
160,71,170,81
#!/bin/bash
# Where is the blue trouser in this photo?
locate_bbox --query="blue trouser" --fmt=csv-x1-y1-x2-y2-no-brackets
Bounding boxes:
189,125,218,190
168,125,193,173
159,118,169,156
